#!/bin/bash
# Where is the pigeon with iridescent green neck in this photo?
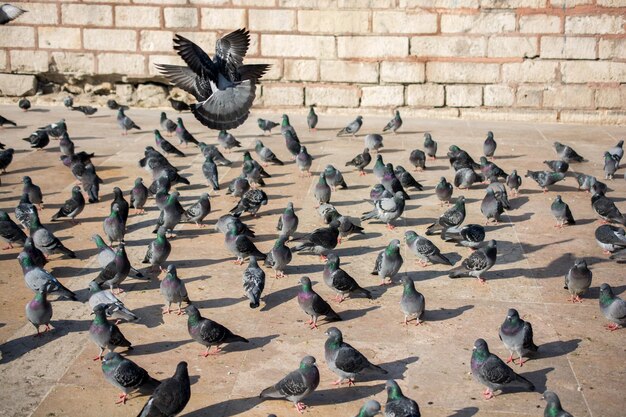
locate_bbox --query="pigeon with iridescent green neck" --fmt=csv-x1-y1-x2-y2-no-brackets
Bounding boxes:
373,154,385,179
255,139,283,166
423,133,437,160
325,327,386,386
186,304,248,356
257,118,279,135
400,276,425,326
217,130,241,152
483,131,496,159
225,223,266,264
371,239,403,285
354,400,381,417
103,205,125,245
283,129,301,159
314,172,332,205
435,177,453,205
50,186,85,224
242,151,266,187
345,148,371,176
92,243,131,293
280,114,296,136
551,195,575,228
499,308,538,367
243,256,265,308
471,338,534,400
324,253,372,302
91,234,143,279
0,210,26,249
383,110,402,134
174,118,198,147
426,195,465,235
307,105,318,131
142,228,171,273
297,276,341,329
259,355,320,414
25,284,53,337
382,163,410,200
277,202,298,239
153,191,184,234
89,303,133,361
405,231,452,266
599,283,626,331
19,252,76,299
215,214,255,238
264,236,292,279
29,210,75,258
21,237,47,268
101,352,160,405
202,155,219,191
542,391,573,417
324,165,348,191
160,264,190,315
296,145,313,177
384,379,420,417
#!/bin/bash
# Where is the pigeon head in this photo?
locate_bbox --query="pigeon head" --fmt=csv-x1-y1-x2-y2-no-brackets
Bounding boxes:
71,185,81,194
248,256,259,267
479,156,488,165
0,210,9,221
573,259,587,269
299,355,316,369
387,239,400,252
177,117,184,125
324,326,342,341
88,281,102,293
200,192,210,200
174,361,189,380
385,379,403,400
254,140,263,151
325,253,340,268
541,390,561,404
360,400,381,416
487,240,497,248
299,276,312,288
22,176,32,184
473,338,489,354
394,191,405,200
599,283,615,306
185,304,200,318
166,264,176,274
275,236,288,248
404,230,417,244
135,177,143,185
487,131,494,139
395,165,407,174
328,219,341,230
102,351,123,366
92,303,108,317
394,110,400,117
400,276,413,288
299,145,308,154
160,112,167,119
449,145,460,152
281,114,290,124
424,132,432,140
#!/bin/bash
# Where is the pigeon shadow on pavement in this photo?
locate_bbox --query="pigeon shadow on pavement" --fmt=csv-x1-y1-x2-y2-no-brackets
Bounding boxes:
222,334,279,353
360,356,419,382
503,366,554,395
424,305,474,322
339,306,380,322
447,406,480,417
183,395,261,417
131,338,189,356
0,318,89,364
6,165,52,175
260,285,300,312
307,382,385,407
132,303,166,328
190,297,242,310
537,339,582,360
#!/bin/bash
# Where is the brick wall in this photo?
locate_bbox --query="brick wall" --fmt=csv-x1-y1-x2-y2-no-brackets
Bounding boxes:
1,0,625,123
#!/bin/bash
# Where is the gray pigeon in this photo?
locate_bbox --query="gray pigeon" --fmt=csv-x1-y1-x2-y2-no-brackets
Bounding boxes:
215,214,255,238
277,202,298,239
435,177,453,205
89,282,139,323
103,205,125,245
471,338,534,399
591,191,625,225
361,191,406,229
22,176,43,209
264,236,292,278
324,327,387,385
554,141,584,163
595,224,626,254
394,166,423,191
296,145,313,177
338,116,363,137
136,361,190,417
281,114,297,136
564,259,592,303
217,130,241,152
59,133,74,156
101,352,160,404
383,110,402,133
400,276,425,326
0,147,14,173
481,188,504,224
226,175,250,198
307,105,318,131
454,167,483,189
371,239,403,285
224,224,266,264
599,283,626,331
259,356,320,414
202,155,220,191
255,140,283,166
337,216,365,243
183,193,211,227
201,142,233,166
0,210,26,249
155,129,185,157
499,308,538,367
18,97,30,110
142,228,172,273
409,149,426,171
543,160,569,174
324,165,348,191
230,189,268,217
51,186,85,224
25,284,53,337
29,210,76,258
354,400,382,417
92,243,131,293
370,184,392,201
91,234,144,279
117,108,140,135
506,170,522,196
346,148,372,176
186,304,248,356
487,178,510,210
604,151,618,180
483,131,497,159
0,4,26,24
384,379,420,417
292,221,340,258
160,112,177,136
243,256,265,308
373,154,386,179
404,231,452,266
160,264,190,314
18,253,76,299
551,195,575,228
608,139,623,167
542,391,574,417
324,253,372,302
314,173,332,205
426,195,466,235
576,173,603,192
153,191,185,234
283,129,301,158
111,187,129,224
423,133,437,160
20,237,47,268
89,304,133,361
365,134,384,152
297,276,341,329
441,224,485,249
258,118,279,134
449,240,498,283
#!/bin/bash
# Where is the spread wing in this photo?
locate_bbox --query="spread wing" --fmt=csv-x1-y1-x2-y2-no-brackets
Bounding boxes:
173,34,216,77
154,64,210,101
215,28,250,72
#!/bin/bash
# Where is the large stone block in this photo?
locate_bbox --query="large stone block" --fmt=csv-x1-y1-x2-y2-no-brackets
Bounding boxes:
411,36,487,58
305,85,360,107
12,2,58,25
148,54,185,75
502,61,558,83
262,34,336,58
136,84,168,106
543,85,594,108
561,61,625,83
373,11,437,34
51,52,95,74
97,53,145,75
62,4,112,26
0,74,37,96
320,61,379,83
164,7,199,28
516,86,544,108
0,51,6,70
140,31,175,52
116,6,161,28
84,29,137,52
200,8,246,30
361,85,405,107
487,36,538,58
380,62,425,83
0,26,35,48
262,84,304,106
284,59,319,82
298,10,369,34
400,0,479,6
540,36,596,60
338,36,408,58
10,51,49,73
595,88,623,109
38,27,80,50
406,84,445,107
250,9,296,32
427,62,500,83
248,58,283,80
599,39,626,59
480,0,547,7
565,15,625,35
484,85,514,107
446,85,483,107
519,14,561,34
441,12,515,33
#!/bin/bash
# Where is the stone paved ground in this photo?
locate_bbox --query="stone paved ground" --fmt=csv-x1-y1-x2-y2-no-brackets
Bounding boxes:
0,104,624,417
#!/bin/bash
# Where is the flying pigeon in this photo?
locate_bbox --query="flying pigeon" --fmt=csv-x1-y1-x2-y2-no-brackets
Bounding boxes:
0,4,26,24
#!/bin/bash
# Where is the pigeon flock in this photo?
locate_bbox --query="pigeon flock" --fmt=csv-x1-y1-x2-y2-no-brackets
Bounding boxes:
0,27,625,417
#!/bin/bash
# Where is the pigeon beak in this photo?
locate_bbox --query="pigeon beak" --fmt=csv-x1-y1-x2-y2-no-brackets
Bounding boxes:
472,346,476,350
